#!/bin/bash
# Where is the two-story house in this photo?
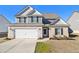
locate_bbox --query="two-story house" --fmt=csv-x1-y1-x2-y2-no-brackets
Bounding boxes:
8,6,69,39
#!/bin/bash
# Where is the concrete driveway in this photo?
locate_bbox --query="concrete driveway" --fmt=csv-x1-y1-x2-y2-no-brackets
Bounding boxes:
0,39,37,53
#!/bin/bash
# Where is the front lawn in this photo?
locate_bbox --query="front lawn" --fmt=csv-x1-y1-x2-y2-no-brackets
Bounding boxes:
35,42,53,53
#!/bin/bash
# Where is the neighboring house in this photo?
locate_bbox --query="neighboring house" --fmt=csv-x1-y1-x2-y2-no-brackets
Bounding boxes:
8,6,69,39
0,15,9,33
67,11,79,34
0,15,10,37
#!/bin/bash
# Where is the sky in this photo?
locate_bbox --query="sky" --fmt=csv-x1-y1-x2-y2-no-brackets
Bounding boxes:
0,5,79,23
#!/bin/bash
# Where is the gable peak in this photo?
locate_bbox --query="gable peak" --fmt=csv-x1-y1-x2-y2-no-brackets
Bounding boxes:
27,6,33,10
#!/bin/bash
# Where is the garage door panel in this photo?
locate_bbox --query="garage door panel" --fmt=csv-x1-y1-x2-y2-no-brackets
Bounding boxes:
15,29,38,39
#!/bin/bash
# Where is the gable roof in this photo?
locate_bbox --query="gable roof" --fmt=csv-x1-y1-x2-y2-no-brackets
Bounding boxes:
16,6,30,16
16,6,42,17
16,6,60,20
54,18,69,26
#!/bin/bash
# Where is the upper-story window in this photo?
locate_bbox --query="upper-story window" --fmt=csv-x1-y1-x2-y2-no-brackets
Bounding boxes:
17,16,43,24
30,16,42,23
18,16,42,24
55,27,63,35
19,17,21,23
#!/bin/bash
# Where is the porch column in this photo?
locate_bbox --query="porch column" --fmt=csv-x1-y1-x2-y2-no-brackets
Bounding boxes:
8,27,15,39
38,27,43,38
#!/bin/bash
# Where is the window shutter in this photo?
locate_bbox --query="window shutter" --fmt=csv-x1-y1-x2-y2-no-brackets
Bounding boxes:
24,17,26,23
19,17,21,23
61,28,63,35
55,28,57,35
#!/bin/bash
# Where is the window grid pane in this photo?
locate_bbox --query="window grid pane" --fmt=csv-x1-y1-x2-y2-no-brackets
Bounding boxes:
55,27,61,35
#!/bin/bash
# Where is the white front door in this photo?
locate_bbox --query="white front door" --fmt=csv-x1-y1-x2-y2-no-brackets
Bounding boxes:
15,29,38,39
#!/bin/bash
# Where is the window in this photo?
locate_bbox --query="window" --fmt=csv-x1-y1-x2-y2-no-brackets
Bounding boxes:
55,27,62,35
19,17,21,23
30,16,42,23
31,16,38,23
24,17,26,23
33,16,37,23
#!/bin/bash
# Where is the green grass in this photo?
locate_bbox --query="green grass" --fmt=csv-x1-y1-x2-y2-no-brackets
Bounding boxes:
35,42,53,53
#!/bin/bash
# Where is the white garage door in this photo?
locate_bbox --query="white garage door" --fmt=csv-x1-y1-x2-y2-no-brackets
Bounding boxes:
15,29,38,39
